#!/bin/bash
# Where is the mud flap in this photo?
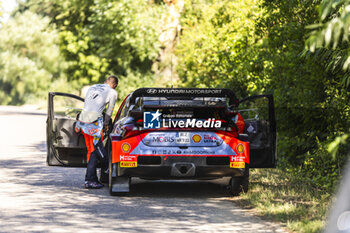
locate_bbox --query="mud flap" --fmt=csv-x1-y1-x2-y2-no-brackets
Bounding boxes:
111,177,130,193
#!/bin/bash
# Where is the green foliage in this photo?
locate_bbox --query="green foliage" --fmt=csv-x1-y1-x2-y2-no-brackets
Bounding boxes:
250,0,350,192
306,0,350,86
19,0,166,100
176,0,263,97
177,0,350,193
0,11,68,105
86,0,166,98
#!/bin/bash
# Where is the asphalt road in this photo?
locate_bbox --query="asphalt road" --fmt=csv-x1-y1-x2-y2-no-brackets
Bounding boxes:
0,106,287,233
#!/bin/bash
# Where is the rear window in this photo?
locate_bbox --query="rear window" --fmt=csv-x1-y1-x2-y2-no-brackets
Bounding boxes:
141,97,227,108
136,97,229,120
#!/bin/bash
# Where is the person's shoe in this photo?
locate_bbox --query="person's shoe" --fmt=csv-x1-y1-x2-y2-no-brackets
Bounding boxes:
84,181,104,189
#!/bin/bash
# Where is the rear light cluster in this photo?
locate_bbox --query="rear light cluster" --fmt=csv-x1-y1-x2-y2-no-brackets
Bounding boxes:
112,124,139,138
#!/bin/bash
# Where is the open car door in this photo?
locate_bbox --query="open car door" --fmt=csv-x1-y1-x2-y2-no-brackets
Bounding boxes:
46,92,87,167
238,94,276,168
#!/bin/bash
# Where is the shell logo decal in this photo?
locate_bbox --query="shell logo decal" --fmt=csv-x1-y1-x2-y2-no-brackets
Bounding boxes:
237,144,244,153
121,143,131,153
192,134,202,143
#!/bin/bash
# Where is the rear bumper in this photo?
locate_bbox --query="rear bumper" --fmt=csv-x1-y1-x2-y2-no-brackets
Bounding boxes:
115,156,246,179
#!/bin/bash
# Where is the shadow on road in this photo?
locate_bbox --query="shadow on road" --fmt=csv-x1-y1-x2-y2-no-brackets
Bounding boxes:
129,179,231,198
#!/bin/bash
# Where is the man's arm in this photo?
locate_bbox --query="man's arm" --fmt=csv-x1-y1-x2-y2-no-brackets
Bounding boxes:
104,91,118,126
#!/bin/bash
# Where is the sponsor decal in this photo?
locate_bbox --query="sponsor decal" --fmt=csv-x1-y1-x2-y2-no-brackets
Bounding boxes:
163,118,221,128
149,149,216,155
145,89,222,95
143,110,161,129
120,161,137,167
146,89,158,94
163,111,193,119
143,132,224,146
230,162,245,168
237,144,244,153
231,155,245,162
143,110,222,129
203,134,219,143
150,150,170,155
120,155,137,161
247,124,255,133
192,134,202,143
121,142,131,153
152,136,175,143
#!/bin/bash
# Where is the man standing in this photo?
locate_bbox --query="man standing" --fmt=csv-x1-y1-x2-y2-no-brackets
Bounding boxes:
75,75,118,189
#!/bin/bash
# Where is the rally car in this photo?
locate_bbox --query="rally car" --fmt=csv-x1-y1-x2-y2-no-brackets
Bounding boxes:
46,88,276,196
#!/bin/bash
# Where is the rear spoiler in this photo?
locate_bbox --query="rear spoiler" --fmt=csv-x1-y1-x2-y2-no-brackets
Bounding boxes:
129,88,239,107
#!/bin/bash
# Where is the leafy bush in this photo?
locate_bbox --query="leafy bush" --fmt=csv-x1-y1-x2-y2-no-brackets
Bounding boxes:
177,0,350,192
176,0,263,97
0,11,67,105
19,0,167,101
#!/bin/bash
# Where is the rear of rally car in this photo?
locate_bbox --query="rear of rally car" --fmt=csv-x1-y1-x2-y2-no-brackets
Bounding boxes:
108,88,250,194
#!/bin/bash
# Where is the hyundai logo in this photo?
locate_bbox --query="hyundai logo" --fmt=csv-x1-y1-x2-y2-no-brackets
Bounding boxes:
146,89,157,94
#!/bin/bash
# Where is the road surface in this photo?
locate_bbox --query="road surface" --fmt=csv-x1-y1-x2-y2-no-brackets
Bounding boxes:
0,106,287,233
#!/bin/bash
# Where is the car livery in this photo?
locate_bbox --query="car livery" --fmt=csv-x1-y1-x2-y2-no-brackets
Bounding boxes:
112,131,249,167
46,88,276,196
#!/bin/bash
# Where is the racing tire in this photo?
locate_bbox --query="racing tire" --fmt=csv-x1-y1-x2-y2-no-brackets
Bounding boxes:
99,139,110,183
230,165,249,196
108,159,117,196
108,146,117,196
107,140,115,195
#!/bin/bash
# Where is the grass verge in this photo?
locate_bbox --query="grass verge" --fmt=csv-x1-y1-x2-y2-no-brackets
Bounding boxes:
230,168,334,233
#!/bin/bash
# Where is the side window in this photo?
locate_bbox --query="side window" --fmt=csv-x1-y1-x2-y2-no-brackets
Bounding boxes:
120,98,131,118
115,96,130,121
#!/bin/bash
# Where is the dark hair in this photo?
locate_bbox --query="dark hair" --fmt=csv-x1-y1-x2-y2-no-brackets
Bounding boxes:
107,75,119,86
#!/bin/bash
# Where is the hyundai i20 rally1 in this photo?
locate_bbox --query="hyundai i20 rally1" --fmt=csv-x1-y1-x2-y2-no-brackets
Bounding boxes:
46,88,276,196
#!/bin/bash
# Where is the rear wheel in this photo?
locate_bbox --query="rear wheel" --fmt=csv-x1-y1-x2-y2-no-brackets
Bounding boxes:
99,139,110,183
107,142,118,195
230,165,249,196
108,158,116,195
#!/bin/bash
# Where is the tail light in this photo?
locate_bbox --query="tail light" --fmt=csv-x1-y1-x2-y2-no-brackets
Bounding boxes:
121,124,140,138
112,124,139,139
